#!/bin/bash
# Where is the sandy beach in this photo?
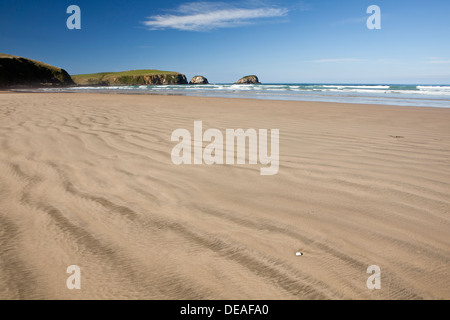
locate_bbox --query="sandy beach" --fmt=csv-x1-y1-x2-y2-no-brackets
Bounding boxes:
0,92,449,300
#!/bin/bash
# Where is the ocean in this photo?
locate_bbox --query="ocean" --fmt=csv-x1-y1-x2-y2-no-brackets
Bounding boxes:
36,83,450,108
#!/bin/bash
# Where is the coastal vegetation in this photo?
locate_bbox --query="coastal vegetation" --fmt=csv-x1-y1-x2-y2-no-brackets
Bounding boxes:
72,70,188,85
0,53,74,88
1,53,261,88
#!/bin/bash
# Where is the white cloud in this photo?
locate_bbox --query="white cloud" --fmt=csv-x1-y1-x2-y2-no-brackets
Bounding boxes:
336,17,367,25
336,13,390,26
425,58,450,64
312,58,365,63
143,2,289,31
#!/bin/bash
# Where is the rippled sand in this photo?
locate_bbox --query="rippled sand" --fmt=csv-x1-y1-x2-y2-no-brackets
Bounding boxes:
0,93,449,299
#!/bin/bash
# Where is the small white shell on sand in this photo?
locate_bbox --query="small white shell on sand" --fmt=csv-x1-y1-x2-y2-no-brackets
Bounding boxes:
296,252,303,256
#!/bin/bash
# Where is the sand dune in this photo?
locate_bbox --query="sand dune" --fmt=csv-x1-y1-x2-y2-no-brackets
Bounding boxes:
0,93,449,299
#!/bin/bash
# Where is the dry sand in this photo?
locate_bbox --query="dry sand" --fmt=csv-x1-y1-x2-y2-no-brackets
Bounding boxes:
0,92,449,300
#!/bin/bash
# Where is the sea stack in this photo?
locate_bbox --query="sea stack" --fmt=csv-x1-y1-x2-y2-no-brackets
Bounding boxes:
235,75,261,84
0,53,74,88
189,76,209,84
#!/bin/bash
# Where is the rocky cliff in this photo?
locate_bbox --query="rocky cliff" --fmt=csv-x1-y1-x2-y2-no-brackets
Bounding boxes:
235,75,261,84
0,53,74,88
189,76,209,84
72,70,188,86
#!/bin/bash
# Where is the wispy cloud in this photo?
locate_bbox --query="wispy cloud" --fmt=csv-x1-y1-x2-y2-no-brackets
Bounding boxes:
425,57,450,64
336,17,367,25
336,13,390,26
312,58,365,63
143,2,289,31
290,1,313,12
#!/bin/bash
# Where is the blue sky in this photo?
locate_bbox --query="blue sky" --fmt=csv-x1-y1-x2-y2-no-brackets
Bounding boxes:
1,0,449,83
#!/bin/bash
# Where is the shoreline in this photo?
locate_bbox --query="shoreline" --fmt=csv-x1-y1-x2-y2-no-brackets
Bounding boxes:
6,83,450,109
3,90,450,110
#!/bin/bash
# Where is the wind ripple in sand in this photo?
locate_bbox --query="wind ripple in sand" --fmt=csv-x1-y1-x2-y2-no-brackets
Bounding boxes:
0,93,449,299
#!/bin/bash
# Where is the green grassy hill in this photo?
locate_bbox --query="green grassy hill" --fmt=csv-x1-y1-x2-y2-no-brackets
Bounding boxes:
72,69,188,85
0,53,74,88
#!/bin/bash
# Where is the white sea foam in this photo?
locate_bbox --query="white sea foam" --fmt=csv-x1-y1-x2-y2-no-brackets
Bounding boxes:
322,85,390,89
417,86,450,89
35,83,450,108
